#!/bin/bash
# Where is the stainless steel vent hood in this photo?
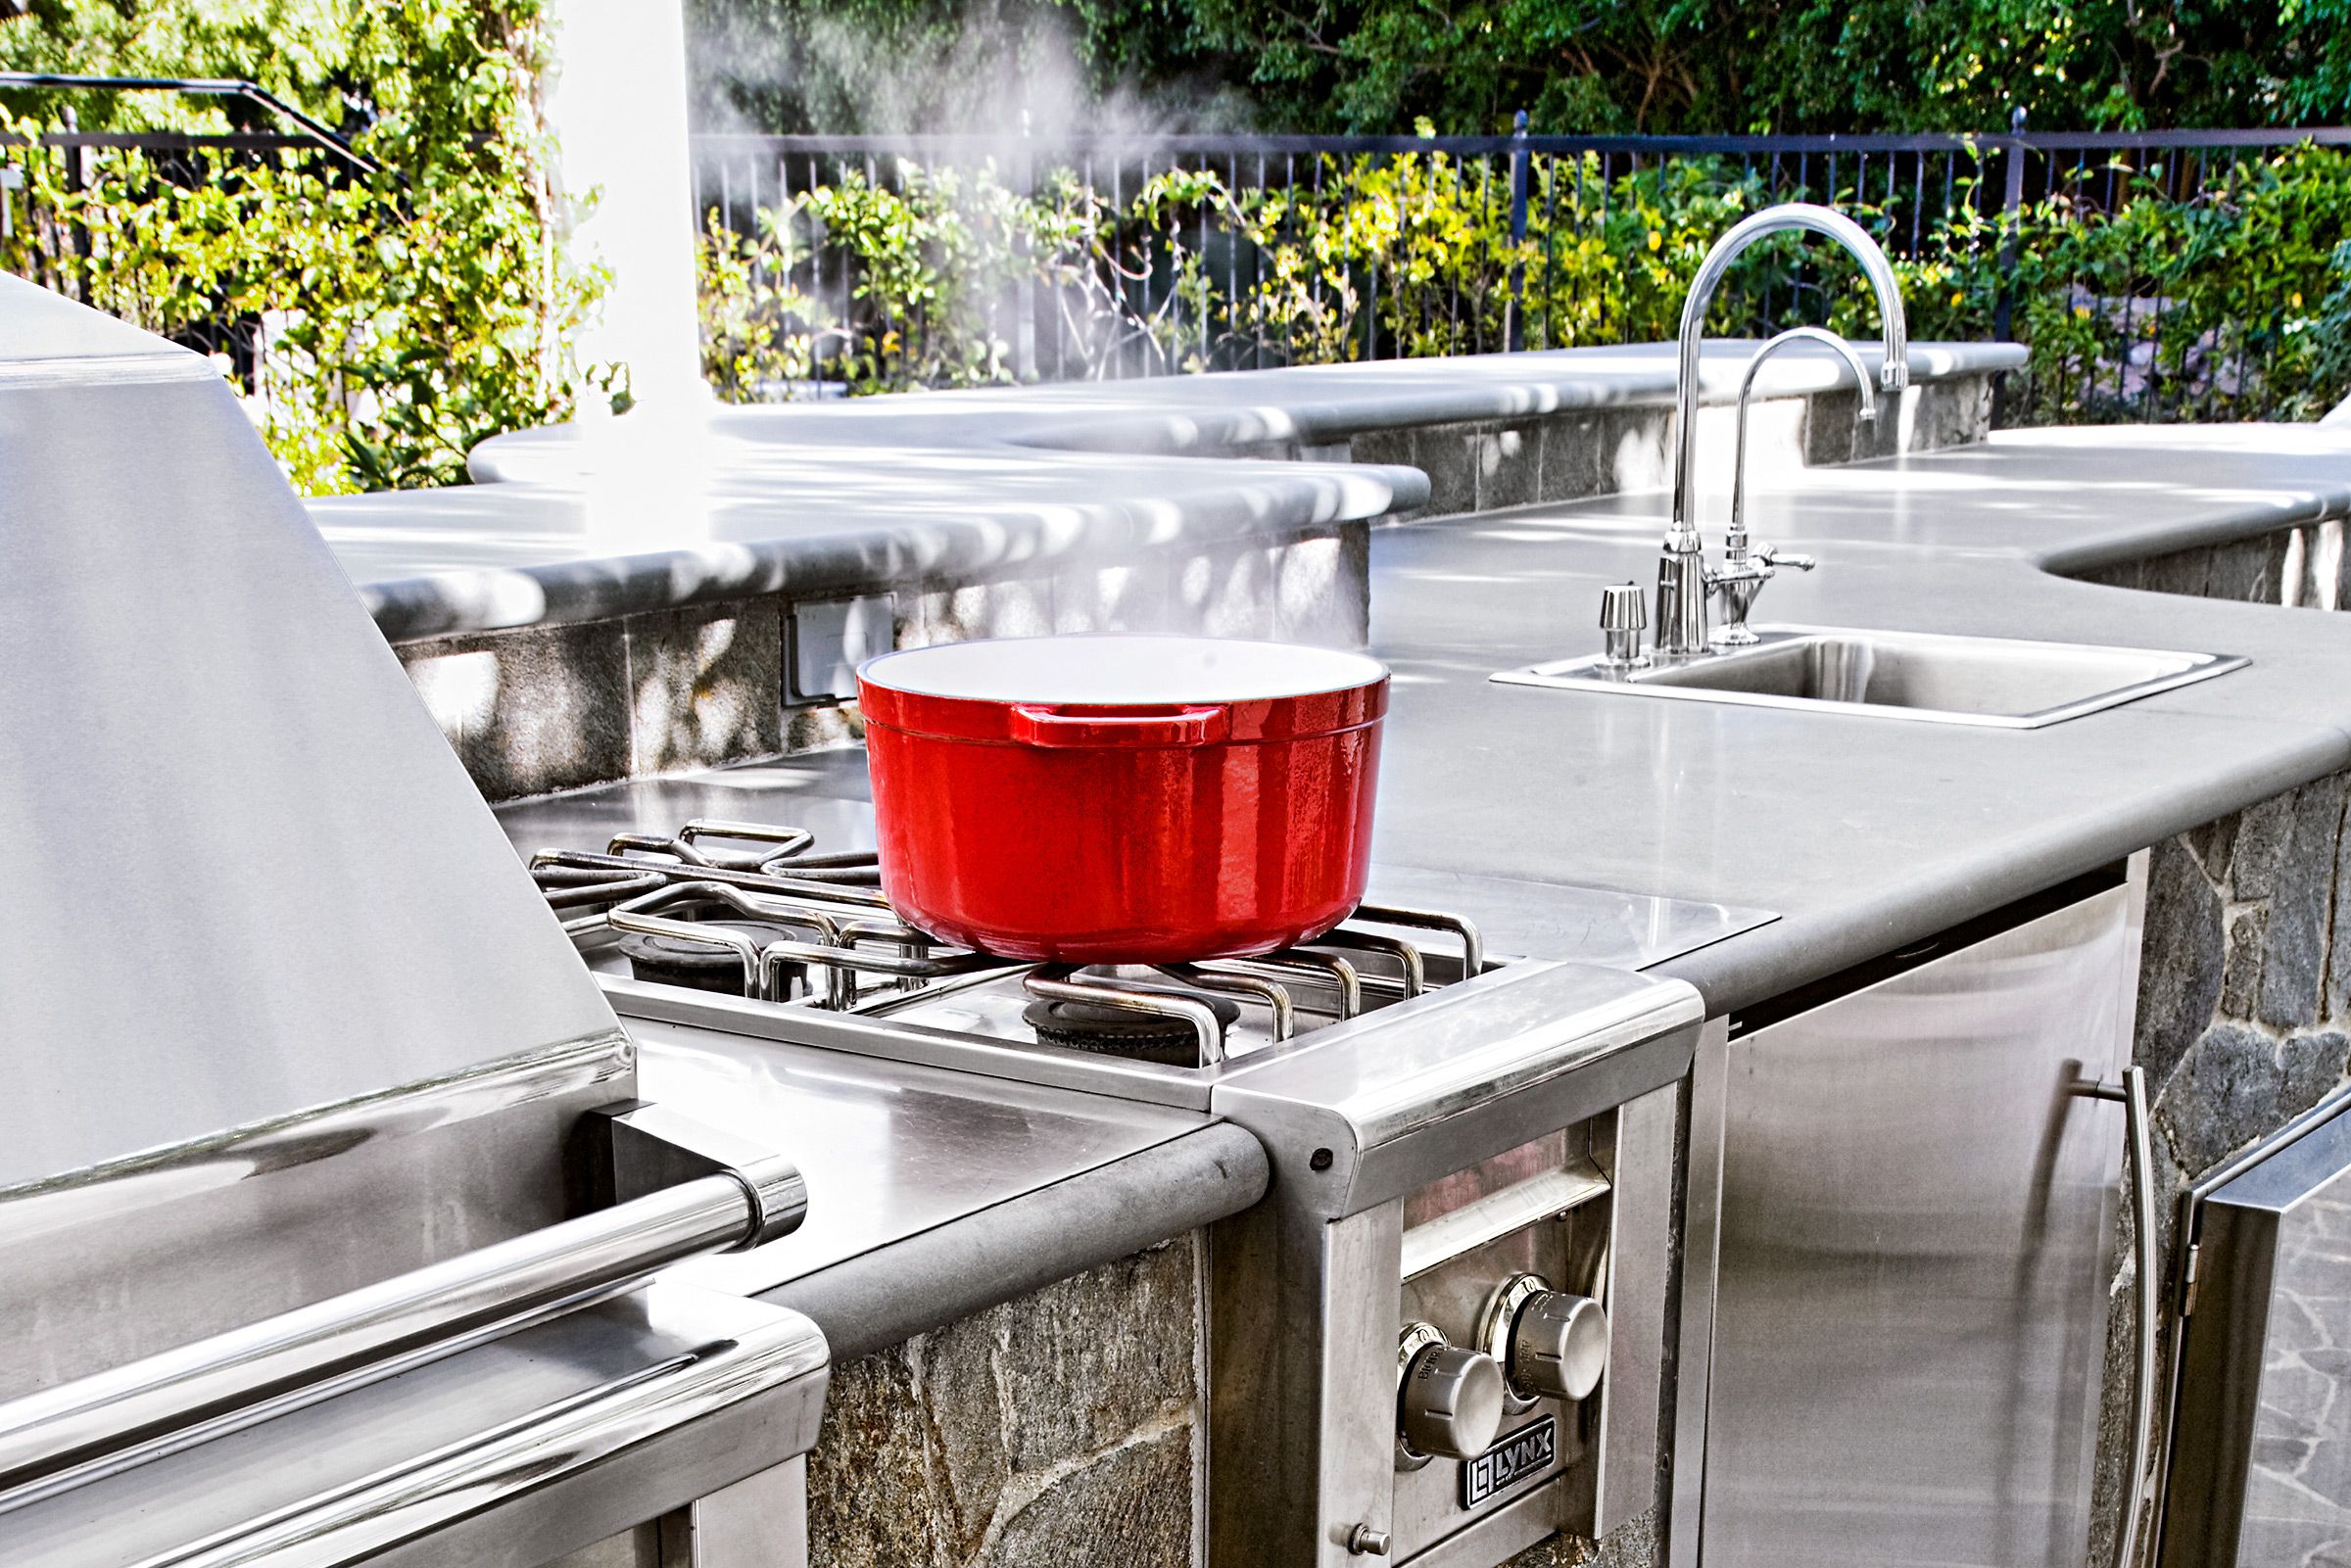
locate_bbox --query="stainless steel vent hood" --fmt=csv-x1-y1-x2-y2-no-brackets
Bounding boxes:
0,274,622,1189
0,280,827,1568
0,276,641,1389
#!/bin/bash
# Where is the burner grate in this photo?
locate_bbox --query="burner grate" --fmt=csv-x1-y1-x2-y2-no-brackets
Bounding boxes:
532,818,1481,1069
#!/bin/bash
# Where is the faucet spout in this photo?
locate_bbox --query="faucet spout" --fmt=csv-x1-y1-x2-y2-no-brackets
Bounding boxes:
1655,202,1909,657
1728,324,1877,550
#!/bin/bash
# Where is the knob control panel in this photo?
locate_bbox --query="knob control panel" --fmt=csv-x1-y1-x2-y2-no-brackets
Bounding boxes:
1480,1272,1609,1405
1396,1321,1507,1463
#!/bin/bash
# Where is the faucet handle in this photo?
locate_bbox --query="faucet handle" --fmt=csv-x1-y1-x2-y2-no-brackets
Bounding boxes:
1598,582,1651,671
1710,546,1816,650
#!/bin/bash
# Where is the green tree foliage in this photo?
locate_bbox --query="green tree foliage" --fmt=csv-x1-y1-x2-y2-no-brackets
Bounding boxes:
690,0,2351,135
0,0,352,130
699,142,2351,420
0,1,609,494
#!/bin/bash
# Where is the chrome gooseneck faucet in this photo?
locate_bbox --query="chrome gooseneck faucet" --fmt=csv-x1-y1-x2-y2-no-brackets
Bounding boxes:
1655,203,1910,657
1708,325,1877,645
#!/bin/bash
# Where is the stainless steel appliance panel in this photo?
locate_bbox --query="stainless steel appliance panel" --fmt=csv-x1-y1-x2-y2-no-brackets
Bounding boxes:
1689,882,2135,1566
2161,1100,2351,1566
0,275,621,1193
1596,1080,1677,1537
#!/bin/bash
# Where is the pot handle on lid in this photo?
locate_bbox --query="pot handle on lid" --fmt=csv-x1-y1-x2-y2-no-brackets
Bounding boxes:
1008,703,1231,747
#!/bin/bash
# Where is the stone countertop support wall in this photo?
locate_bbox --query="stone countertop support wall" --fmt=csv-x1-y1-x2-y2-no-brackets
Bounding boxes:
1505,1516,1664,1567
2089,775,2351,1566
539,1237,1211,1568
1352,374,1994,522
2080,516,2351,611
808,1236,1205,1568
2058,512,2351,1563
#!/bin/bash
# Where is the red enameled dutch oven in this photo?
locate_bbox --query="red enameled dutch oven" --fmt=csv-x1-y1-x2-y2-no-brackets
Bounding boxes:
857,634,1389,964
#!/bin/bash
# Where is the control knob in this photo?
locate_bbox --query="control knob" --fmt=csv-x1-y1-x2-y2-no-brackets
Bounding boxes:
1396,1321,1507,1461
1482,1272,1608,1404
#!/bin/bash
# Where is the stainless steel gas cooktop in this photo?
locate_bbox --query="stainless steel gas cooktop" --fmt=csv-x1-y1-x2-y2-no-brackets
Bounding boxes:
497,749,1776,990
499,751,1757,1566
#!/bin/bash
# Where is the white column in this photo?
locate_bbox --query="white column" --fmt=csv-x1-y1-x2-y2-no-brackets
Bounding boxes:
541,0,706,407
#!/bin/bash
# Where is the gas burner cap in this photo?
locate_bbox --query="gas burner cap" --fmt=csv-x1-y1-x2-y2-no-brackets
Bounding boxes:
1022,992,1241,1067
619,922,805,996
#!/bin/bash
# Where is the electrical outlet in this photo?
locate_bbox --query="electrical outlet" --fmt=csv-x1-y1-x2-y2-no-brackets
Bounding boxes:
787,594,893,706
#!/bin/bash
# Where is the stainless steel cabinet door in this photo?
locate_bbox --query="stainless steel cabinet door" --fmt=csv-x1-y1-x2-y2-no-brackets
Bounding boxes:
1688,883,2135,1567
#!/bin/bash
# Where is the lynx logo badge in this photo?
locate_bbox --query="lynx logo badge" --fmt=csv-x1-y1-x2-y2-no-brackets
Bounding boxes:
1462,1415,1557,1508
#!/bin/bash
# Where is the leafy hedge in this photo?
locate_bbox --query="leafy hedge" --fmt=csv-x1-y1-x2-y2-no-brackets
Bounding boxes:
699,139,2351,423
0,1,610,495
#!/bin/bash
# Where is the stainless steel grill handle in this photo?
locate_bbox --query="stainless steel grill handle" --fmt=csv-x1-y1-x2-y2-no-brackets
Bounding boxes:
144,1286,828,1568
0,1144,804,1506
2087,1066,2157,1568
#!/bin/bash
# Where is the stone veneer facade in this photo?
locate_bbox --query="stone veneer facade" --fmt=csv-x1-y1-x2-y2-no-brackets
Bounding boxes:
2089,775,2351,1565
2073,515,2351,1565
544,1238,1205,1568
393,373,1999,803
806,1237,1204,1568
1505,1519,1663,1567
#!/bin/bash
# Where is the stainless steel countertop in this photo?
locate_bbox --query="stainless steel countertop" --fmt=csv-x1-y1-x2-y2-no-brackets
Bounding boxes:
1362,423,2351,1015
507,423,2351,1028
627,1016,1226,1301
497,419,2351,1023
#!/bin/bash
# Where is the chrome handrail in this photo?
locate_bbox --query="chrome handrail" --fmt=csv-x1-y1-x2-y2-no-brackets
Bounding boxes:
0,1156,803,1507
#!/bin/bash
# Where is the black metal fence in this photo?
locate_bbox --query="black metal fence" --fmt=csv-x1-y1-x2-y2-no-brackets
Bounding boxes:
0,129,351,386
9,121,2346,423
693,119,2351,421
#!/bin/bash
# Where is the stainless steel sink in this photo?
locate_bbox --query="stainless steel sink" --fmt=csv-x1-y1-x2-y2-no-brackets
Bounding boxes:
1490,624,2247,728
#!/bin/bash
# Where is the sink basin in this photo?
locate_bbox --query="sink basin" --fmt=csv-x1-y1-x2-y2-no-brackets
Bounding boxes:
1490,625,2247,728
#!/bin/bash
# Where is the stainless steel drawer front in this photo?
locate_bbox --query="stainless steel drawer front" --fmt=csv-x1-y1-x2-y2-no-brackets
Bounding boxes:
1679,881,2137,1567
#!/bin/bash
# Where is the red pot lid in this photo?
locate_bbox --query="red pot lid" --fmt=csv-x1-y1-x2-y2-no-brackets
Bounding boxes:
858,635,1388,743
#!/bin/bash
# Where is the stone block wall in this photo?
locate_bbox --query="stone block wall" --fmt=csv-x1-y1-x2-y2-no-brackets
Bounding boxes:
806,1235,1204,1568
393,523,1370,802
2089,774,2351,1565
1506,1514,1662,1567
2077,516,2351,609
1343,373,1996,522
2074,517,2351,1562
